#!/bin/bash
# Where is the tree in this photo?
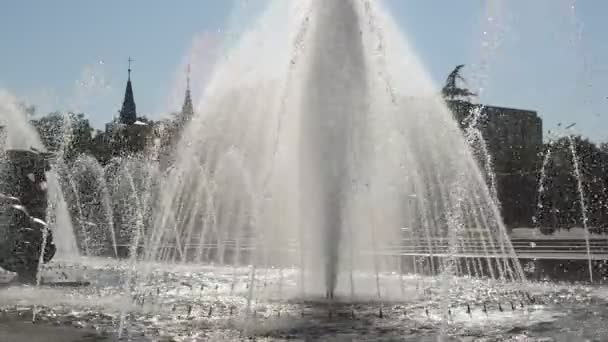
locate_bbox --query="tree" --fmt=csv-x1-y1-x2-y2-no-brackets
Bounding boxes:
30,112,64,152
442,65,477,102
535,136,608,233
30,112,95,160
442,65,479,128
90,130,112,164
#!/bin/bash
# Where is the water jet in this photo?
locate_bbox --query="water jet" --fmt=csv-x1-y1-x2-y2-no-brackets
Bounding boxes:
1,0,589,340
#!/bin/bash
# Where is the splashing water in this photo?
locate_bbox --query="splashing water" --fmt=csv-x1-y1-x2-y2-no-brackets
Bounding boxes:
140,0,525,301
4,2,608,341
0,0,525,303
534,133,593,283
0,90,44,151
0,1,553,340
567,135,593,282
0,90,79,257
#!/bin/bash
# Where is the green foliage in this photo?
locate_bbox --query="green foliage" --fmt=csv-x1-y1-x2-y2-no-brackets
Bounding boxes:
26,96,608,237
30,112,95,160
535,136,608,233
31,110,193,171
441,66,608,234
442,64,477,101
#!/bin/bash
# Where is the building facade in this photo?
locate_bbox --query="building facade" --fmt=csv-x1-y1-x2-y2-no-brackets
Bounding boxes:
448,100,543,229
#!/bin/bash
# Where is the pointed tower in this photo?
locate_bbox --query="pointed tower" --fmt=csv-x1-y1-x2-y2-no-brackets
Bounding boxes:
119,57,137,125
180,64,194,123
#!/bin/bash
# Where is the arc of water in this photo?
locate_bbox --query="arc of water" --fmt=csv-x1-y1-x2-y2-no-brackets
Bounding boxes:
211,148,258,272
466,189,497,279
96,171,118,257
249,2,314,299
65,171,90,255
439,149,470,337
145,168,185,263
245,186,263,315
172,187,195,262
364,186,383,300
118,161,149,339
568,135,593,282
469,129,515,277
33,210,52,322
533,143,553,226
196,176,217,263
180,177,208,263
68,156,120,257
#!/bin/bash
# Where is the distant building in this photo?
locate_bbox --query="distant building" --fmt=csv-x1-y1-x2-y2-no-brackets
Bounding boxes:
448,100,543,229
478,105,543,170
100,60,156,158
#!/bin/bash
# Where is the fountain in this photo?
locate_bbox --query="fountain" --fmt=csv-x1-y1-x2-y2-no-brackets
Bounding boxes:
0,148,56,282
2,0,607,341
0,91,79,260
530,127,605,282
144,0,524,295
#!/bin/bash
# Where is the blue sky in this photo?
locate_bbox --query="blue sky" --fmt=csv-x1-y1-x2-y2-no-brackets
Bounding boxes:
1,1,607,141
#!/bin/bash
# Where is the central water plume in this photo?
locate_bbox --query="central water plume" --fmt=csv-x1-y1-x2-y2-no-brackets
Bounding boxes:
300,0,368,296
144,0,524,298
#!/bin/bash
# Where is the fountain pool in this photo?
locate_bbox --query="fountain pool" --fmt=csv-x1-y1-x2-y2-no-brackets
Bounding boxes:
0,258,607,341
1,0,604,341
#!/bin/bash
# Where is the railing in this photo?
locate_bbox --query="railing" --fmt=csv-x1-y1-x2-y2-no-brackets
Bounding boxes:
113,237,608,261
391,238,608,260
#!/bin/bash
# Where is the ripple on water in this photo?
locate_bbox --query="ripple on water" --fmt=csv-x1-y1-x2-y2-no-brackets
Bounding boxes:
0,259,606,341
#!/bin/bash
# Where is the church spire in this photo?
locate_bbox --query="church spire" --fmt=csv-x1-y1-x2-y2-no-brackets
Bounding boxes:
128,56,132,80
119,57,137,125
180,63,194,123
